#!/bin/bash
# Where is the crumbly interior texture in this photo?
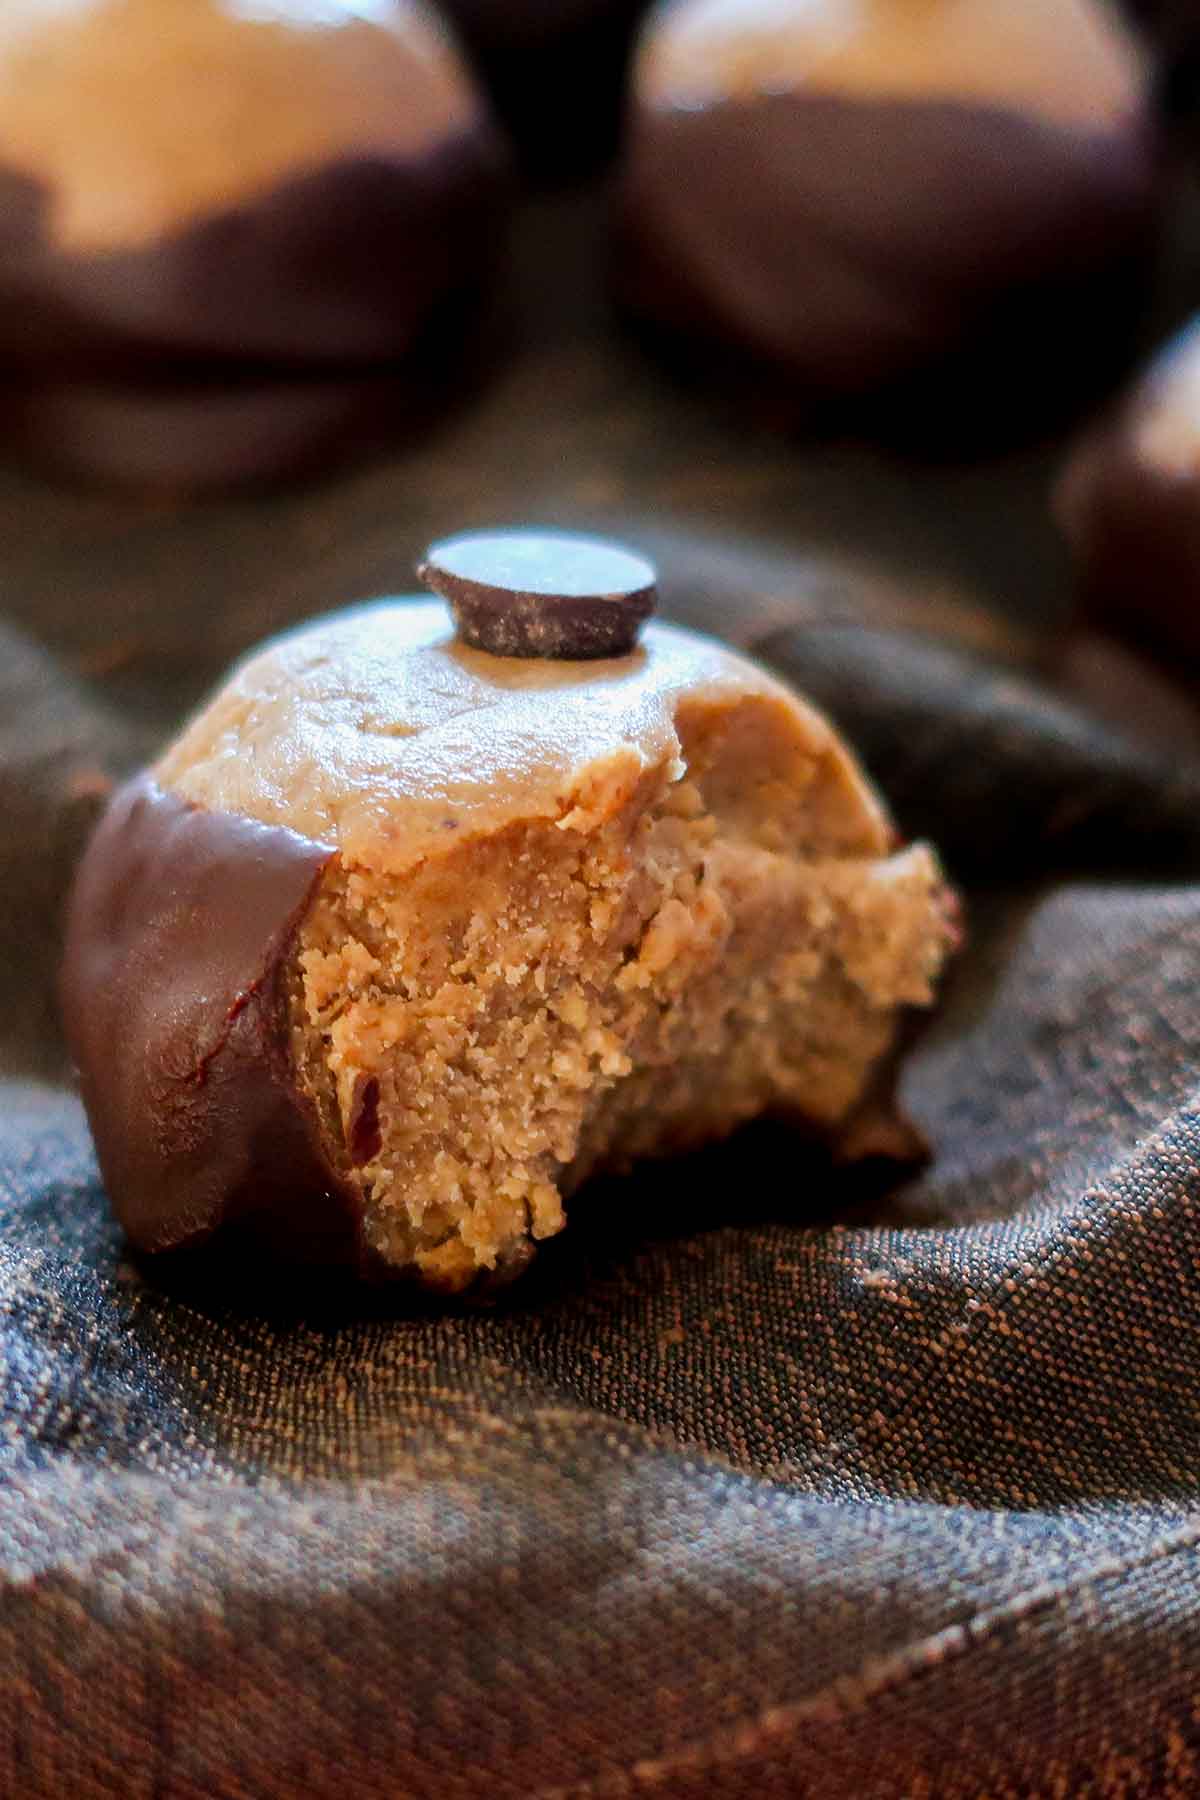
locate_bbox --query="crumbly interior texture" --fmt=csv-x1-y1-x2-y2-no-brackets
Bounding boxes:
287,695,949,1291
159,602,953,1290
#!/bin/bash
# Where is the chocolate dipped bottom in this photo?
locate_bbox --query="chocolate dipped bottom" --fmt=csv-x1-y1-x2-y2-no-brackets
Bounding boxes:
0,0,510,489
0,145,507,373
619,95,1154,402
59,775,365,1264
616,0,1157,430
61,558,958,1293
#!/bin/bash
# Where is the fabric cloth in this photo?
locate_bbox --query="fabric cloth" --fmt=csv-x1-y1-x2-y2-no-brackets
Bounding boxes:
5,198,1200,1798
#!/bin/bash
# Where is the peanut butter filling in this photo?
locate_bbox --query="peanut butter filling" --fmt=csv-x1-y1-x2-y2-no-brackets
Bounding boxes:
637,0,1144,126
287,695,949,1289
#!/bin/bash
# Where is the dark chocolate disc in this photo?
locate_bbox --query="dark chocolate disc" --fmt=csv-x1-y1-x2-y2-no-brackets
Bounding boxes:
418,528,658,659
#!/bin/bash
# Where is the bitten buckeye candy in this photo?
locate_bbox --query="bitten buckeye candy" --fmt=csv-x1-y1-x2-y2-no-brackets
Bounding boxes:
1056,315,1200,666
616,0,1157,422
0,0,509,491
62,533,958,1293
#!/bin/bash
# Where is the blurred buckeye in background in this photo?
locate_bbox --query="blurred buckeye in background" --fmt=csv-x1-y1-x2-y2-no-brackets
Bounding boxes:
439,0,652,174
616,0,1159,440
1056,315,1200,667
0,0,510,491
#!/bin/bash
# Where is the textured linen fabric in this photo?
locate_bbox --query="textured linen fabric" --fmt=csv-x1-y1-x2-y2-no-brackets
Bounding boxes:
5,584,1200,1799
5,200,1200,1797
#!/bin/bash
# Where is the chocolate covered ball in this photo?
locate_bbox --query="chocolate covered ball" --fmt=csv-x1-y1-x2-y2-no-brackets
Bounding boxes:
1056,314,1200,666
439,0,651,173
0,0,510,490
616,0,1158,427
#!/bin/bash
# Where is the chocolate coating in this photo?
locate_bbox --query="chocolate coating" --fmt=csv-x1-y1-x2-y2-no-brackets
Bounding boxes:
1056,315,1200,667
616,0,1157,423
0,0,510,489
0,145,506,374
418,529,658,658
59,773,368,1264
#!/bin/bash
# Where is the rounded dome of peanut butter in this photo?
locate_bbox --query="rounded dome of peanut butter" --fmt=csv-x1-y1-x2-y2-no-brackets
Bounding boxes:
0,0,482,252
638,0,1145,126
155,600,894,872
